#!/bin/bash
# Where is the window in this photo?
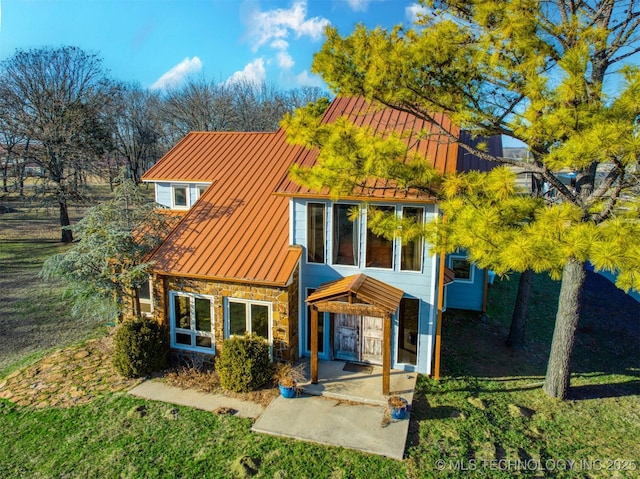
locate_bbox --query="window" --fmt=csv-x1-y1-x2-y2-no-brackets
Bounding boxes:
333,204,359,266
227,299,271,341
306,289,324,354
138,279,153,315
397,298,419,365
366,206,394,268
307,203,325,263
170,292,214,352
450,257,473,282
197,184,208,198
172,185,188,209
401,207,424,271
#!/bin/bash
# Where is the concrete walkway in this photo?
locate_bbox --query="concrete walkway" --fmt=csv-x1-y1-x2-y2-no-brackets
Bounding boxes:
129,380,264,418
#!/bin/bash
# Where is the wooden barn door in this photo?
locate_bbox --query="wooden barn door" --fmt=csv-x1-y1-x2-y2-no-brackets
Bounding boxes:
361,316,383,365
334,314,383,365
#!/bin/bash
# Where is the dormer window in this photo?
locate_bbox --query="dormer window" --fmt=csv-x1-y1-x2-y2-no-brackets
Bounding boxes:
172,185,188,209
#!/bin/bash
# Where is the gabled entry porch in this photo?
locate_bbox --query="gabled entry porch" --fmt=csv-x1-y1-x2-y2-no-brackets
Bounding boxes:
306,274,404,395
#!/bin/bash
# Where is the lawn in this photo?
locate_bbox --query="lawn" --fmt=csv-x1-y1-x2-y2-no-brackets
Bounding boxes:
1,184,638,478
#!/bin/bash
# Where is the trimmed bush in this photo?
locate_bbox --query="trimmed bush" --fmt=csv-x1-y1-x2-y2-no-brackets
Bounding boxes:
113,317,169,378
217,334,273,392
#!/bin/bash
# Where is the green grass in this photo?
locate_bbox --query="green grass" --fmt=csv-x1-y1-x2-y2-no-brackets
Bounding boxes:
0,396,403,478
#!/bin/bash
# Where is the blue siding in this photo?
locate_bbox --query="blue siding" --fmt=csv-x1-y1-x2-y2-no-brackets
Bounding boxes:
292,199,440,374
444,254,486,311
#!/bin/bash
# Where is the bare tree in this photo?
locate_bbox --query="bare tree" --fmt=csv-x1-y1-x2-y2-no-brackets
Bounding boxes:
161,77,235,141
111,83,165,184
1,46,115,242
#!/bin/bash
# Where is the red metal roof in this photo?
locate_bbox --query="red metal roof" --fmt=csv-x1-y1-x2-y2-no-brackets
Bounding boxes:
146,130,303,286
275,96,498,201
143,97,499,284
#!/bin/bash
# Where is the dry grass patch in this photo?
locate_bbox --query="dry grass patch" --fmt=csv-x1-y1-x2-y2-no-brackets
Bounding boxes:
163,365,279,407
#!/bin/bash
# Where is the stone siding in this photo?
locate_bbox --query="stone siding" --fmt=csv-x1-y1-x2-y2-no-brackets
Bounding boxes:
148,267,299,363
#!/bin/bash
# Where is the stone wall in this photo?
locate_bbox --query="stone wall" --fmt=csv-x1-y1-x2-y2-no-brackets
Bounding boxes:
148,267,300,363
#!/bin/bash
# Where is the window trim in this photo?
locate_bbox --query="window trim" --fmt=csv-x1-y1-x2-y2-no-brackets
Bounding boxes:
365,205,396,270
169,291,215,353
400,206,424,272
171,184,189,210
306,202,326,264
448,255,474,283
331,202,360,267
224,298,273,344
138,279,153,316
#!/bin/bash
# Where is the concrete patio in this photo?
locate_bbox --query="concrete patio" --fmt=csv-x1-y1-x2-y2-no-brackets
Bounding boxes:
251,360,417,460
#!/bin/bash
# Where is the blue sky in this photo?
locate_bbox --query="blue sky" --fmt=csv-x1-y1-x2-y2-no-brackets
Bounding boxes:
0,0,424,91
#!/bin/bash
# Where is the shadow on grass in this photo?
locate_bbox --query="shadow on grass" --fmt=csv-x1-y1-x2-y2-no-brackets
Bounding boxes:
569,380,640,400
438,270,639,400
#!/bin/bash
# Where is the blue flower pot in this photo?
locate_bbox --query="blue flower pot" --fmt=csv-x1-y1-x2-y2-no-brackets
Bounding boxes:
389,397,409,419
279,384,296,398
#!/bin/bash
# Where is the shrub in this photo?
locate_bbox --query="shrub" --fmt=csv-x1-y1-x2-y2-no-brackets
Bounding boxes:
216,334,273,392
113,316,169,378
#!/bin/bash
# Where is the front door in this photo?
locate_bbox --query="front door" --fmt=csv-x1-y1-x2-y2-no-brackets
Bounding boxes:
333,314,383,365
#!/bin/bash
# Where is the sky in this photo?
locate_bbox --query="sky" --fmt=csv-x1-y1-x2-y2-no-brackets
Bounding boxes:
0,0,425,91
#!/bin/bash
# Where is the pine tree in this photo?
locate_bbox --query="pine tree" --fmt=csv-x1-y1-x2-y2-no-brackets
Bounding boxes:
284,0,640,399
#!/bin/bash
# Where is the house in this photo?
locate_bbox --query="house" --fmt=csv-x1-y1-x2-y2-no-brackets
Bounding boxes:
139,96,500,391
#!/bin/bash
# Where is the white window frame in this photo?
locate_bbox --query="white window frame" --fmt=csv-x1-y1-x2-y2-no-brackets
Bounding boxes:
138,279,153,316
365,204,396,270
171,184,189,210
400,206,424,272
225,298,273,344
196,184,209,200
331,202,360,267
169,291,215,353
448,255,474,283
306,202,327,264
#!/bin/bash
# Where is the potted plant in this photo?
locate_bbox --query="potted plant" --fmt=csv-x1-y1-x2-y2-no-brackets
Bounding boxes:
273,362,306,398
388,395,409,419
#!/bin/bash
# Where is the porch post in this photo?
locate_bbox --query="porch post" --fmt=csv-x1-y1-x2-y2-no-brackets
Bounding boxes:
382,312,391,395
311,305,319,384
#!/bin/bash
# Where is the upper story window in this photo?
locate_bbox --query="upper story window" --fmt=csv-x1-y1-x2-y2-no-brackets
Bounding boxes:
172,185,189,209
401,207,424,272
197,184,208,197
366,206,394,269
307,203,325,263
332,203,359,266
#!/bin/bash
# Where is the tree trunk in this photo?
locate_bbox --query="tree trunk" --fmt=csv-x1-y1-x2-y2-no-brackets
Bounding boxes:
543,258,586,399
59,198,73,243
506,268,534,350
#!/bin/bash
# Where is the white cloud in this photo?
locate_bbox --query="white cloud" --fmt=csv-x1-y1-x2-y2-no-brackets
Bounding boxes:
247,0,329,52
151,56,202,91
225,58,267,85
276,51,295,69
270,39,289,51
406,3,428,23
345,0,371,12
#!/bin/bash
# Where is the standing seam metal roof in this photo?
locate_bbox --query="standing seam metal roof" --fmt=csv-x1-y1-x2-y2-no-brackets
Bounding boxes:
275,96,498,200
144,129,303,285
